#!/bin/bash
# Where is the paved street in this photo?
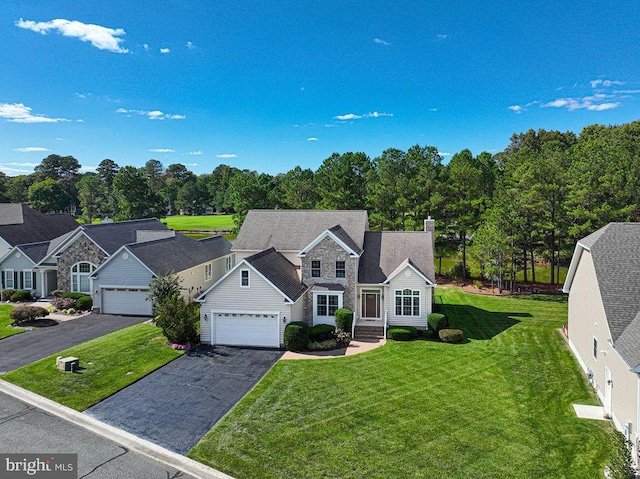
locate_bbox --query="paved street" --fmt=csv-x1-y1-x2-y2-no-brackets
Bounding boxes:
0,314,147,373
0,390,196,479
86,345,283,454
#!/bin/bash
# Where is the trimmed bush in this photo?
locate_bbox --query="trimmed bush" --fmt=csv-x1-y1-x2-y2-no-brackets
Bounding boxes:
309,323,335,342
10,306,49,325
62,292,90,300
51,297,76,311
334,328,352,346
439,328,465,343
1,289,16,302
284,321,310,351
387,326,418,341
418,328,435,340
75,295,93,311
308,339,339,351
10,290,33,302
335,308,354,332
428,313,449,332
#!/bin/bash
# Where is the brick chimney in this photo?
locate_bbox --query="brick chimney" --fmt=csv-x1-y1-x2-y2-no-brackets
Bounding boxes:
424,216,436,251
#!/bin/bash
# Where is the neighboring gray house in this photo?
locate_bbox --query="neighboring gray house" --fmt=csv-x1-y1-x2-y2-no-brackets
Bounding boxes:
563,223,640,465
197,210,436,348
90,233,233,315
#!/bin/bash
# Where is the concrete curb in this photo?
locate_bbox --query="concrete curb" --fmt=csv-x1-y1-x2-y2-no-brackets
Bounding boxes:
0,379,234,479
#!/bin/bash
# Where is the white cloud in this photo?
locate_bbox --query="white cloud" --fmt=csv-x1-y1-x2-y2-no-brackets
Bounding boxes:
143,43,149,51
0,103,72,123
8,162,39,167
0,165,35,175
13,147,50,153
216,153,237,158
436,34,448,40
16,18,128,53
437,152,451,157
507,100,539,114
429,108,438,112
334,111,393,121
374,38,391,46
590,79,624,88
187,150,202,156
160,48,170,54
116,108,186,120
185,163,198,166
149,148,175,153
76,92,90,99
186,41,195,50
307,137,319,141
79,165,97,173
541,96,620,111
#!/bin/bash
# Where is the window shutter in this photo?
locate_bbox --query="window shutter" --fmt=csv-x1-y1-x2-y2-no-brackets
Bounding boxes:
32,272,37,289
1,271,4,289
14,271,18,289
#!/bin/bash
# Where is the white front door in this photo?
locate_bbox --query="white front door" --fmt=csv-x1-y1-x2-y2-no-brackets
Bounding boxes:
312,292,343,326
604,367,612,416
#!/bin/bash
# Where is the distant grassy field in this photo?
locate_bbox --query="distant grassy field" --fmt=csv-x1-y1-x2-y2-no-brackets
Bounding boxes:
163,215,234,231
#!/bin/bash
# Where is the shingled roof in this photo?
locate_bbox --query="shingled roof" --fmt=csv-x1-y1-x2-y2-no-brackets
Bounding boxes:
233,210,369,253
16,231,74,264
245,247,307,302
80,219,169,255
0,204,78,247
125,234,232,276
573,223,640,369
358,231,435,284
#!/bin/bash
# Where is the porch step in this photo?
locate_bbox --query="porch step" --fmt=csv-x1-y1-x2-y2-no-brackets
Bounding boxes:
354,325,385,341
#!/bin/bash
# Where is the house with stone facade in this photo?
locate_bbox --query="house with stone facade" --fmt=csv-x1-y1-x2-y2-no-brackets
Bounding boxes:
196,210,436,348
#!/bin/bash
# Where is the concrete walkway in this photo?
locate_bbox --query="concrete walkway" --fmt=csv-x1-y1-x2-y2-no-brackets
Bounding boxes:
281,338,386,360
573,404,610,421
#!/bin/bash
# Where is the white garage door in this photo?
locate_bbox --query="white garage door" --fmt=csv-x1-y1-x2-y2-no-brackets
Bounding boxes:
102,288,152,316
213,312,280,347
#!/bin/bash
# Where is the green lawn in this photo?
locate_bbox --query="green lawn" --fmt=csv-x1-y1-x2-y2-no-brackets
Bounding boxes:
3,323,184,411
189,288,611,479
0,304,23,340
163,214,234,231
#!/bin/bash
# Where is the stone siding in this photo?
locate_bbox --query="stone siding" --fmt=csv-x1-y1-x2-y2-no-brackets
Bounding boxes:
300,236,356,324
57,235,106,292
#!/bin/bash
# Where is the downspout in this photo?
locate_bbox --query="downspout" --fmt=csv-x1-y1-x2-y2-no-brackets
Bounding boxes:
636,374,640,466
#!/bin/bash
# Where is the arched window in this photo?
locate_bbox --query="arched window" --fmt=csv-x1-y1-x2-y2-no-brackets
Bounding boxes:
71,262,96,293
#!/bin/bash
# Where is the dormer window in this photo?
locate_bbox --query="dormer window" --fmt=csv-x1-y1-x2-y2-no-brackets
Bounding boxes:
311,260,321,278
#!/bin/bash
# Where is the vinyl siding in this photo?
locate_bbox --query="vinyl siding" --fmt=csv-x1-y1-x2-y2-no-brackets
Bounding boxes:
386,267,433,329
177,256,228,299
199,265,293,345
92,252,153,310
0,252,36,291
568,248,640,455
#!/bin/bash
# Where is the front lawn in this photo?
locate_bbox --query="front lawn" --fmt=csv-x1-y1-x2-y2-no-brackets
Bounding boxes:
0,304,24,339
189,288,611,479
3,323,184,411
163,214,234,231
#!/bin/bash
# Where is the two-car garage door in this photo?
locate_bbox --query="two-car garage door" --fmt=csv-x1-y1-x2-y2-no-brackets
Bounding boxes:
212,312,280,348
101,288,153,316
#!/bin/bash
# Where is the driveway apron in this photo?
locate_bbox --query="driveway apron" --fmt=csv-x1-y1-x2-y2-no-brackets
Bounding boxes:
0,314,148,373
85,345,283,455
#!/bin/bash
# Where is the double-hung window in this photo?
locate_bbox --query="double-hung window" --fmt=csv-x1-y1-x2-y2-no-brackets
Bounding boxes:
225,256,234,272
240,269,250,287
395,289,420,316
311,260,321,278
71,262,96,293
335,261,346,278
4,269,14,289
204,263,212,281
23,270,33,290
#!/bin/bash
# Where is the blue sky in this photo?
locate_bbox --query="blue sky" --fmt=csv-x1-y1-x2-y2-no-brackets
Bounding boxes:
1,1,639,176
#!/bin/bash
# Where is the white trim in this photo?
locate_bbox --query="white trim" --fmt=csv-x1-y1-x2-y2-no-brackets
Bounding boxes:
393,288,421,317
297,229,361,258
210,309,281,348
384,260,434,285
563,243,587,293
4,268,14,289
71,261,97,293
240,269,250,288
22,269,33,290
0,246,37,266
312,290,343,326
37,229,106,267
204,262,213,281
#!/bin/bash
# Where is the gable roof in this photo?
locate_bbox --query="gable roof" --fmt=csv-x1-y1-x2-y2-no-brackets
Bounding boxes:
0,204,78,247
298,225,363,257
245,248,307,302
565,223,640,369
80,219,169,255
124,234,232,276
232,210,369,253
358,231,435,284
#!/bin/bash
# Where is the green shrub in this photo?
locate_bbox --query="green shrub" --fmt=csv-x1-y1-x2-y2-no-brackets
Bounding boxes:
387,326,418,341
448,261,468,280
439,328,465,343
418,328,435,340
50,289,64,298
309,323,335,342
428,313,449,331
335,328,351,346
473,280,483,289
75,295,93,311
284,321,310,351
308,339,339,351
607,430,635,479
154,295,199,345
10,306,49,325
1,289,16,301
10,290,33,302
62,292,90,300
335,308,353,332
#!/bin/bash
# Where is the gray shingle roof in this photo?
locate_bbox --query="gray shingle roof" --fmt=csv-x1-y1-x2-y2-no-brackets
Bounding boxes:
233,210,369,253
126,234,232,276
327,225,363,255
585,223,640,368
81,219,169,255
245,248,307,302
358,231,435,284
0,204,78,246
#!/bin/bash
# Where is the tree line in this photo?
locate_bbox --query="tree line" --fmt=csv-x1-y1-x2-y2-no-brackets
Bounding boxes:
3,119,640,286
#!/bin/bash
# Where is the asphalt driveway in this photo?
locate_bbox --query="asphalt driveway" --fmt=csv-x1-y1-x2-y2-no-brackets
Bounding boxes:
0,314,148,373
85,345,283,455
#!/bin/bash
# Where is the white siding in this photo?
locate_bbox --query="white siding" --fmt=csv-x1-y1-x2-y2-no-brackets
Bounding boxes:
385,267,433,329
92,252,153,310
199,265,295,346
177,255,229,299
568,249,640,459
